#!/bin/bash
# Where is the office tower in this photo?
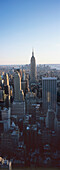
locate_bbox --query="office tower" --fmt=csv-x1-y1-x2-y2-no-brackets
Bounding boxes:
4,73,10,106
1,108,10,132
30,50,37,83
4,73,10,96
12,71,25,118
0,90,3,101
4,73,9,86
14,71,21,101
22,68,25,81
46,108,55,130
42,77,57,113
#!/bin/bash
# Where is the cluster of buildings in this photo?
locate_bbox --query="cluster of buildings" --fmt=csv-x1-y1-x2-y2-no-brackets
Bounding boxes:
0,51,60,168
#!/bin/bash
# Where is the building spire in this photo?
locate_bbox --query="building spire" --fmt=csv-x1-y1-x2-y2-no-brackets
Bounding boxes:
32,49,34,57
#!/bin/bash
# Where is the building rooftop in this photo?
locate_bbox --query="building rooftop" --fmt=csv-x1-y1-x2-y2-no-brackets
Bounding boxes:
42,77,57,80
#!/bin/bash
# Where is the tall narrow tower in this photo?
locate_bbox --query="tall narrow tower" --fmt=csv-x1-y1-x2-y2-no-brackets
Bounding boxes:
30,50,37,83
14,72,21,101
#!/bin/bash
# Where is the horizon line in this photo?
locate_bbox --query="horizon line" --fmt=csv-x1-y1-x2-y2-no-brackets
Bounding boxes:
0,63,60,66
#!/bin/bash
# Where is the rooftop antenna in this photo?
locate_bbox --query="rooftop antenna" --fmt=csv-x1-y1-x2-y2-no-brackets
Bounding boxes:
32,48,34,57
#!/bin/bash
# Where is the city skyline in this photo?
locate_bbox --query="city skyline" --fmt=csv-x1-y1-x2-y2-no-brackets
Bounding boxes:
0,0,60,65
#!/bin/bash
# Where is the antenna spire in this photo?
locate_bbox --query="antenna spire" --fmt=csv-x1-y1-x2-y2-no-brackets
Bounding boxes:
32,49,34,57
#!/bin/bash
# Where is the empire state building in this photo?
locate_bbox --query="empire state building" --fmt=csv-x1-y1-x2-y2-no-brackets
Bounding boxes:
30,50,37,83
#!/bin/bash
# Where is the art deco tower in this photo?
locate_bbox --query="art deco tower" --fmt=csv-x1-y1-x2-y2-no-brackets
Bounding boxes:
30,50,37,83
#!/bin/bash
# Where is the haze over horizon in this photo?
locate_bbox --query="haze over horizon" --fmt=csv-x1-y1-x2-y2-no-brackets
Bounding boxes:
0,0,60,65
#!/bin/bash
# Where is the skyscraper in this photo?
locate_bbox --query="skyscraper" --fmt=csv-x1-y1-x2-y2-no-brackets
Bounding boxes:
42,77,57,113
46,108,55,130
30,50,37,83
4,73,9,86
12,71,25,118
14,71,21,101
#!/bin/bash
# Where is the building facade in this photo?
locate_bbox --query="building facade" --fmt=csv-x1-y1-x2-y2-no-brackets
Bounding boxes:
14,72,21,101
42,77,57,113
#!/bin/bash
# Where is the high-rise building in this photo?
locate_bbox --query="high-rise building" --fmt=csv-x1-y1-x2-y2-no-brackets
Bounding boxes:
46,108,55,130
4,73,9,86
30,51,37,83
1,107,10,132
22,68,25,81
42,77,57,113
12,71,25,118
14,71,21,101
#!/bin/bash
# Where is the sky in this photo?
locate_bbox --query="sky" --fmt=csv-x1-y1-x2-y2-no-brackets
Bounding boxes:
0,0,60,65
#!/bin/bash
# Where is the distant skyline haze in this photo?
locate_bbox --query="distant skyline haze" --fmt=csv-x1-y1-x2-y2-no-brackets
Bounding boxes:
0,0,60,65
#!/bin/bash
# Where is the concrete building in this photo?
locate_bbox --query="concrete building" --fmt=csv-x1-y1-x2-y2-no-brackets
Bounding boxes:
0,90,3,101
2,107,10,131
42,77,57,113
0,108,11,132
30,51,37,83
14,72,21,101
46,108,55,131
11,101,25,118
21,81,26,93
22,69,25,81
4,73,9,86
11,71,25,118
1,124,19,155
25,92,37,114
14,71,24,102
